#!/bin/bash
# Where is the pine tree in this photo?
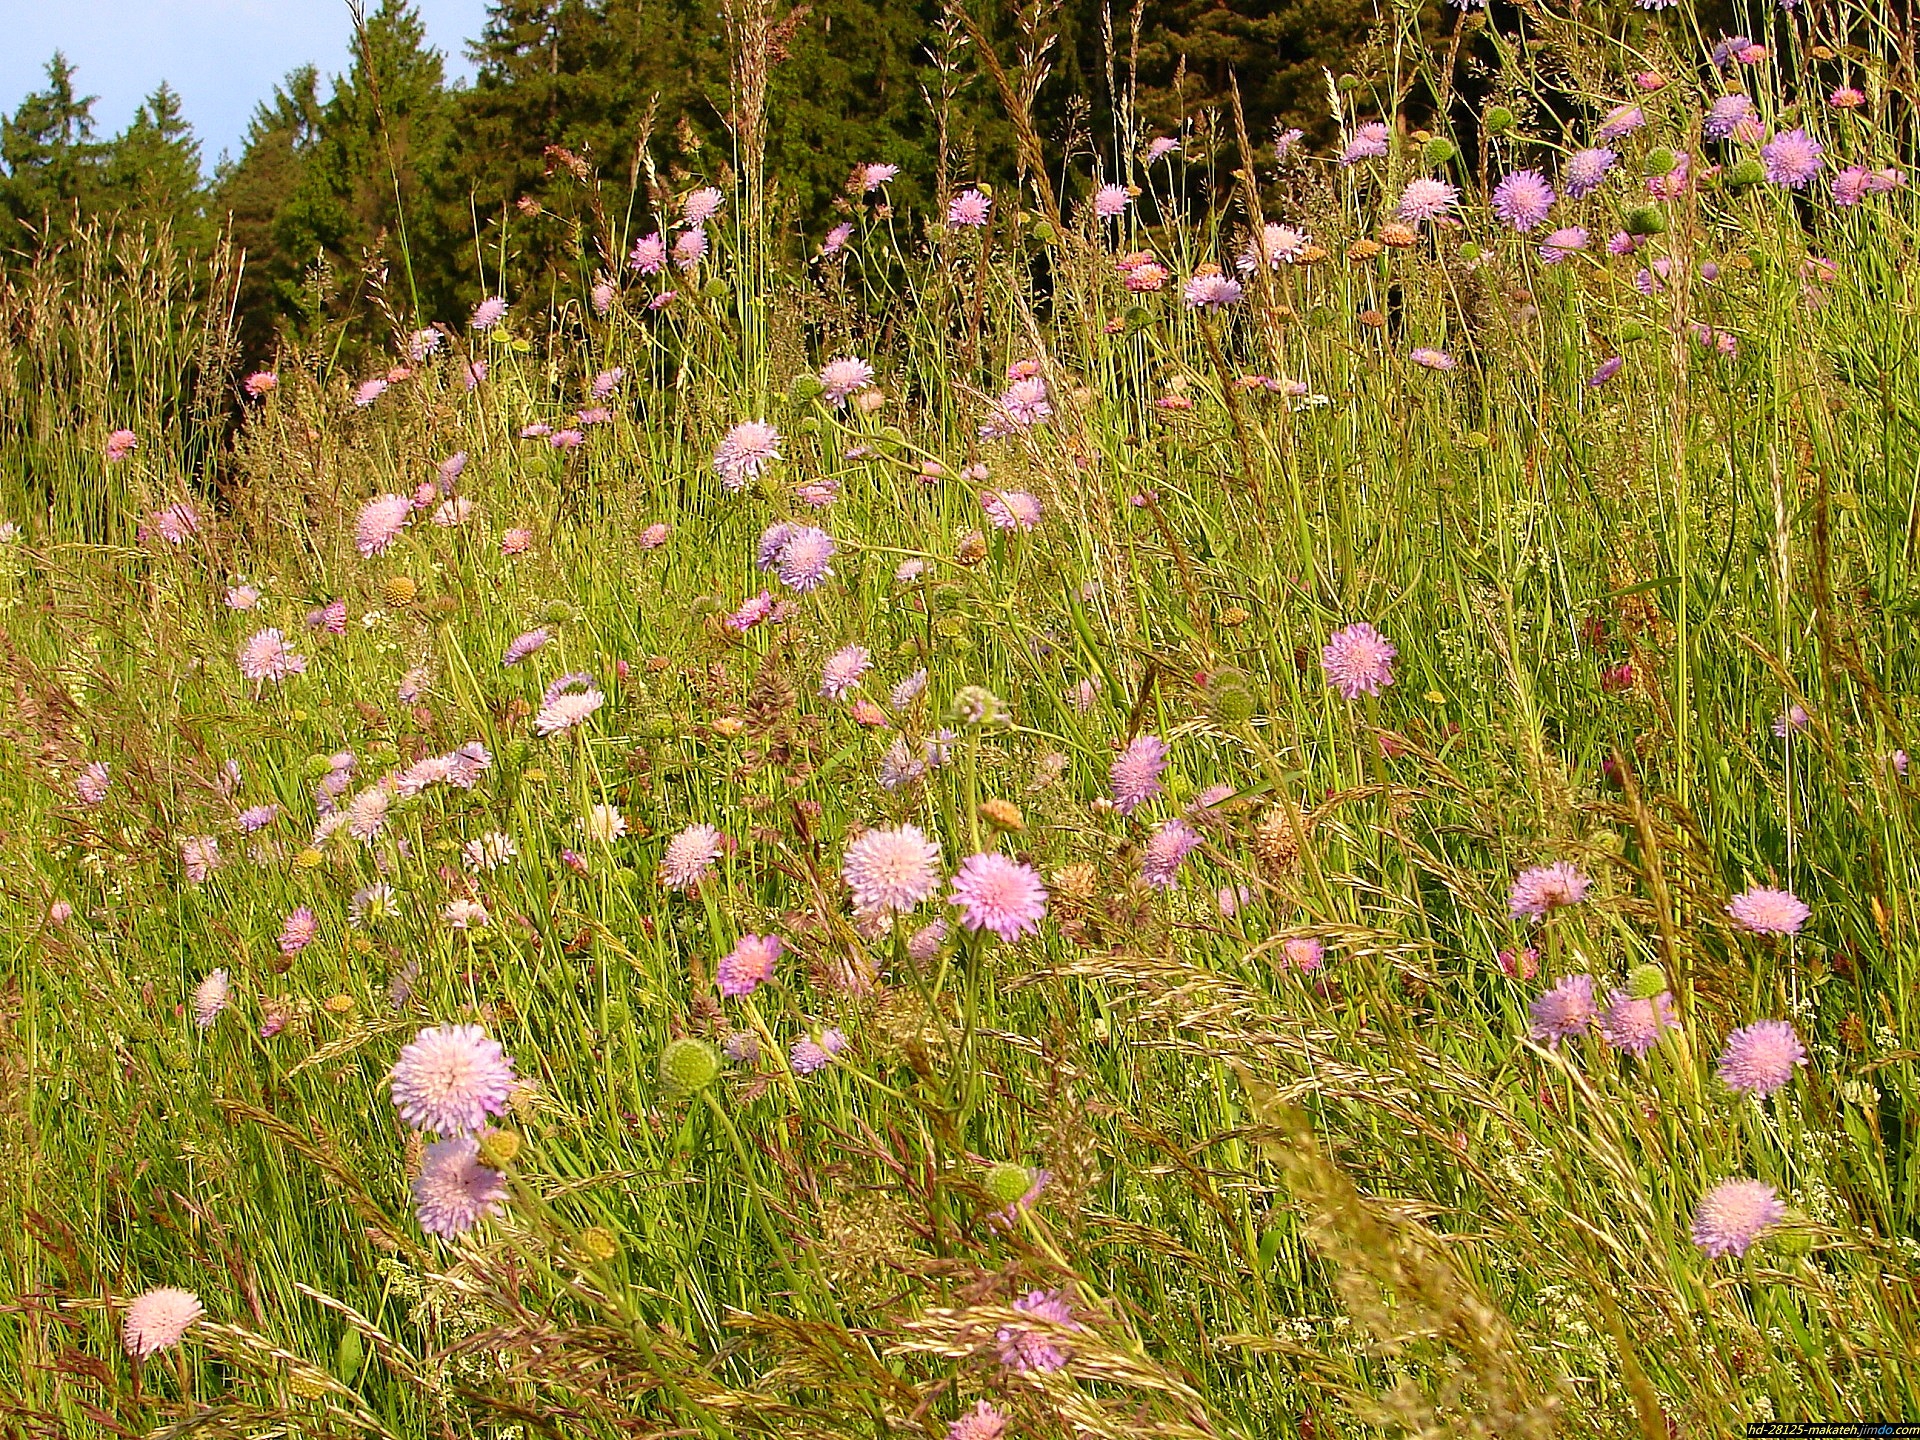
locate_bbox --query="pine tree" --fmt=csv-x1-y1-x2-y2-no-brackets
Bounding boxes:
215,68,327,356
0,53,107,251
103,84,211,252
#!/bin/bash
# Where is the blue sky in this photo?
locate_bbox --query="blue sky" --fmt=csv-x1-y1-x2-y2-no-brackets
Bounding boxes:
0,0,492,172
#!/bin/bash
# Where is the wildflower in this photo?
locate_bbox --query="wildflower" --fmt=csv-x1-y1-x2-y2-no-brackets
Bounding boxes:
1492,170,1556,231
502,628,550,666
1498,946,1540,980
981,489,1041,531
775,526,836,591
661,823,724,890
1121,256,1170,292
950,852,1048,942
445,741,491,788
464,360,488,388
1692,1178,1785,1259
580,804,627,845
1599,988,1681,1056
1528,973,1598,1043
630,232,667,274
1321,622,1397,699
414,1134,508,1238
390,1024,516,1136
1339,121,1389,164
948,1401,1010,1440
279,907,317,954
308,599,347,633
444,899,490,930
791,1028,848,1074
636,521,670,551
1091,183,1129,218
433,496,473,526
535,682,604,736
1141,819,1202,889
996,1289,1082,1372
673,228,708,269
355,494,412,557
1588,357,1624,387
470,296,508,331
1761,129,1824,189
822,221,854,253
1145,136,1180,162
683,185,724,224
712,932,783,997
1239,222,1310,270
1718,1020,1806,1097
713,420,783,491
123,1288,203,1358
464,831,517,872
880,737,929,791
344,786,392,842
1410,347,1456,371
726,590,775,632
1109,735,1169,815
890,669,928,708
181,835,220,883
1183,270,1244,309
352,377,389,407
819,357,876,407
988,375,1052,433
1773,703,1810,737
948,189,991,225
149,503,199,544
75,762,111,806
244,371,277,397
226,584,261,610
192,969,229,1028
1705,94,1756,141
1562,147,1617,200
1832,166,1874,206
106,429,139,463
860,162,899,192
820,645,871,700
1727,886,1810,935
348,883,395,924
1538,226,1589,263
237,628,306,683
1509,861,1591,921
1830,86,1866,109
1396,177,1459,224
1597,106,1645,142
842,826,944,920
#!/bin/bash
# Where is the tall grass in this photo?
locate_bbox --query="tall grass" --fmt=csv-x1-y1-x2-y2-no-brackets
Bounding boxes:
4,2,1920,1437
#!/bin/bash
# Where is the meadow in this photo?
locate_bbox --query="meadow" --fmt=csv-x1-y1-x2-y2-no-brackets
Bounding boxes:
3,2,1920,1436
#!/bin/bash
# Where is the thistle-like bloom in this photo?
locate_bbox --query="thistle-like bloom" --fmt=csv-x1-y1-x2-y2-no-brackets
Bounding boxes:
352,377,388,407
390,1024,516,1136
982,489,1042,531
1598,989,1681,1056
238,628,307,683
684,185,725,224
860,162,899,192
580,804,627,845
726,590,775,633
1704,94,1756,141
470,295,508,331
446,741,491,789
843,824,943,916
106,428,139,463
124,1288,203,1358
673,228,708,269
819,644,871,700
717,933,782,997
948,189,991,225
948,1401,1010,1440
1832,166,1874,206
1491,170,1555,231
1339,121,1389,164
661,823,724,890
414,1133,508,1238
1411,347,1456,371
1239,222,1309,271
1596,106,1645,142
1509,861,1591,921
535,682,604,736
75,761,111,806
1283,936,1324,971
713,420,783,491
355,494,412,557
996,1288,1082,1372
279,906,317,954
181,835,219,883
950,852,1048,942
819,357,876,407
1396,176,1459,223
1091,183,1129,218
1141,818,1202,889
308,598,347,633
244,371,277,397
1727,885,1810,936
1528,973,1598,1043
1183,271,1244,309
1110,735,1169,814
1321,622,1396,699
1761,129,1824,189
890,669,928,708
1538,226,1589,263
1692,1178,1785,1259
344,785,392,841
1717,1020,1807,1097
443,898,489,930
502,628,550,666
791,1027,848,1074
629,232,667,274
1588,357,1624,387
192,969,230,1028
638,522,670,549
775,526,836,592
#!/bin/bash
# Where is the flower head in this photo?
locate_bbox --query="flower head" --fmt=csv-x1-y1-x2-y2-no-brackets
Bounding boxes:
414,1133,508,1238
502,627,550,666
124,1288,203,1358
279,906,317,954
1491,170,1556,231
1141,818,1202,889
1339,122,1389,164
1597,106,1645,142
1761,129,1824,189
1599,988,1681,1056
948,189,992,225
1411,347,1456,371
630,232,667,274
717,934,783,997
1110,735,1169,814
684,186,724,224
1509,861,1591,921
75,761,111,806
996,1288,1083,1372
470,296,508,331
1705,94,1756,141
819,357,876,407
948,1401,1010,1440
1091,183,1129,218
819,644,872,700
860,162,899,192
1538,226,1589,263
1397,177,1460,224
1321,622,1396,699
1717,1020,1806,1097
1528,973,1598,1043
1239,222,1309,271
355,494,412,557
844,825,943,917
1183,271,1244,309
1692,1178,1785,1259
192,969,230,1028
950,852,1047,942
661,823,724,890
1727,885,1810,935
1563,146,1617,198
390,1024,516,1136
714,420,783,491
791,1028,848,1074
535,683,604,736
775,526,836,591
238,628,306,683
981,489,1042,531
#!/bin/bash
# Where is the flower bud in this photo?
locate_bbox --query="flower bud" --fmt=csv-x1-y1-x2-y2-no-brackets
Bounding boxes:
658,1037,721,1100
1626,962,1668,1000
984,1162,1034,1205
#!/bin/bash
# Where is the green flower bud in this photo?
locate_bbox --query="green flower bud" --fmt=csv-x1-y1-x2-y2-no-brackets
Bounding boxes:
949,685,1005,727
658,1037,721,1100
984,1162,1033,1205
1645,146,1678,177
1207,669,1259,725
1124,305,1154,330
1422,137,1457,166
333,1326,364,1384
303,754,334,780
1484,106,1516,134
1626,962,1668,1000
544,600,577,626
1618,320,1647,344
700,278,730,301
1726,157,1767,189
790,373,825,401
1457,241,1482,263
1624,204,1667,236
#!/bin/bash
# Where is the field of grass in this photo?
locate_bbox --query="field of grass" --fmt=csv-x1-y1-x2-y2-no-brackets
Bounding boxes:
5,4,1920,1437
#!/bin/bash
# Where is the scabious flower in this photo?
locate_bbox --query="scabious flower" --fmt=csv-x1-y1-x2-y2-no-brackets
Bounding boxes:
629,232,667,274
443,898,490,930
726,590,775,632
1528,973,1598,1042
948,189,992,225
1492,170,1556,231
1396,177,1459,224
124,1288,203,1358
470,296,508,331
717,934,782,997
775,526,836,592
181,835,219,883
1830,86,1866,109
1183,270,1244,309
1705,94,1756,141
237,628,306,683
355,494,412,557
105,429,139,463
1239,222,1309,271
673,228,708,269
948,1401,1010,1440
535,680,604,736
1538,226,1589,263
790,1028,848,1074
981,489,1042,531
996,1289,1082,1372
75,761,111,806
1141,819,1202,889
843,825,943,916
1727,885,1810,935
391,1024,516,1136
446,741,491,788
502,628,550,666
713,420,783,491
661,823,724,890
1761,129,1824,189
1832,166,1874,206
1563,146,1617,198
1339,121,1389,164
1410,347,1456,371
192,969,229,1028
352,377,389,407
819,357,876,407
1692,1178,1786,1259
308,599,347,633
822,221,854,254
950,852,1048,942
1599,988,1681,1056
860,162,899,192
1110,735,1169,814
244,371,277,397
226,583,261,609
1321,623,1396,699
1717,1020,1806,1097
1509,861,1591,921
684,185,724,224
149,502,199,544
279,907,317,954
1597,106,1645,142
414,1134,508,1238
818,644,871,700
1091,183,1129,218
1588,357,1624,387
1282,936,1324,972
